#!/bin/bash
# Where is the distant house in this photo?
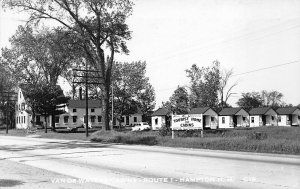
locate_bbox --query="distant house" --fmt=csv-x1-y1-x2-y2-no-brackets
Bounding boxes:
249,107,278,127
189,107,218,129
218,107,249,129
114,111,143,127
151,108,171,130
15,87,48,129
276,107,300,126
55,99,102,129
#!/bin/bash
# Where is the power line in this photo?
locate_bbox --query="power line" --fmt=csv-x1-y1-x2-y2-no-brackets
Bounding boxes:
232,60,300,77
155,59,300,93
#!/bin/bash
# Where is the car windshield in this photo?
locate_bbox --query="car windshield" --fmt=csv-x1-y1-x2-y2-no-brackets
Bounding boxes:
142,122,148,125
135,124,141,126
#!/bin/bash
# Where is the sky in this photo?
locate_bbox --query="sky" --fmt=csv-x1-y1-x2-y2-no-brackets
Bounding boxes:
1,0,300,108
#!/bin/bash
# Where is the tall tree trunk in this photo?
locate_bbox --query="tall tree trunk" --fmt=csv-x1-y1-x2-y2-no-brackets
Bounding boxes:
102,84,111,130
51,113,56,131
44,116,47,133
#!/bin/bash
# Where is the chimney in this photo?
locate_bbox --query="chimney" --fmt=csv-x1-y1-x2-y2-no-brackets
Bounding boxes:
79,87,82,100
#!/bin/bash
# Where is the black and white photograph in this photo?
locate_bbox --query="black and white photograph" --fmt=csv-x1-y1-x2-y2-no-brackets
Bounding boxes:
0,0,300,188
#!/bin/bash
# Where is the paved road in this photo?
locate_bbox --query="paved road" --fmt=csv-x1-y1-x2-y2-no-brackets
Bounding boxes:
0,136,299,189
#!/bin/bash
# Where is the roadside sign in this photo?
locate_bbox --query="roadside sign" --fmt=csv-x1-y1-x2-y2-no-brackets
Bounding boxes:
171,114,202,130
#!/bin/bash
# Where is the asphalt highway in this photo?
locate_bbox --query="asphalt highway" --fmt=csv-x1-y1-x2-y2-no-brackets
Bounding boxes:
0,136,299,189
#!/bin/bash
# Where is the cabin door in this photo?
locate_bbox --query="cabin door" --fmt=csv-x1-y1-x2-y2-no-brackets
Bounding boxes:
233,116,237,127
126,116,129,125
262,115,266,126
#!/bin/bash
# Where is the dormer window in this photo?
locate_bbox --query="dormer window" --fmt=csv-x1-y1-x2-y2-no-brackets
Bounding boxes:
21,103,25,110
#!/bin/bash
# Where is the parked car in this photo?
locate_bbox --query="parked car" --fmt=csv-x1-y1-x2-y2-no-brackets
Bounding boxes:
132,122,151,131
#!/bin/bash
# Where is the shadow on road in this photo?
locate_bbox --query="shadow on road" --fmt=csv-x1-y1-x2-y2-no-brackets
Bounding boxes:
0,179,24,187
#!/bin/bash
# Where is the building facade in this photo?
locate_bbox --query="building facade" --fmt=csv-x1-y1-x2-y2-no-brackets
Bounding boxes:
276,107,300,126
218,108,249,129
189,107,218,129
249,107,278,127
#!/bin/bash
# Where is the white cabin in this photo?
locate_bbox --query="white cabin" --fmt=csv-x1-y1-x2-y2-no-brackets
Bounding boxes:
189,107,218,129
249,107,278,127
276,107,300,126
218,108,249,129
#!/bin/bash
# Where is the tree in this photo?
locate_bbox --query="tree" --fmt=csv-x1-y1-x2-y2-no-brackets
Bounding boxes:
261,90,284,108
168,86,189,114
112,61,155,124
2,0,134,130
1,26,79,130
186,60,220,109
219,69,237,109
34,83,69,133
236,92,263,111
0,66,17,127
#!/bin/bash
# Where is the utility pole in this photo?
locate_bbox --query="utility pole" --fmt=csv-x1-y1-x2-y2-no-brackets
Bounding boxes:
73,65,103,137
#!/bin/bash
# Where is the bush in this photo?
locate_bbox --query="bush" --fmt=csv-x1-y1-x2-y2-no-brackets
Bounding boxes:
158,125,171,136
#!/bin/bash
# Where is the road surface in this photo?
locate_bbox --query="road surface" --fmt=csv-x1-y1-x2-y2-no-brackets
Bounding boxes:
0,135,299,189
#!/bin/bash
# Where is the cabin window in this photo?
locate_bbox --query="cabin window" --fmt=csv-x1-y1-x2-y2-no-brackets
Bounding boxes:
73,116,77,123
155,118,158,125
24,116,26,124
73,109,77,112
121,116,124,122
222,117,225,124
243,117,246,121
55,116,59,123
251,117,254,123
98,116,102,122
91,116,96,123
287,116,290,121
211,117,214,122
134,117,137,122
278,116,281,122
91,108,95,113
271,116,275,120
64,116,69,123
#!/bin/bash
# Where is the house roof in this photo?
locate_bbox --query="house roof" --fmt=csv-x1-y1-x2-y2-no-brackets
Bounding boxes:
68,99,101,108
276,107,299,115
218,107,243,116
189,107,210,114
152,108,170,116
249,107,272,115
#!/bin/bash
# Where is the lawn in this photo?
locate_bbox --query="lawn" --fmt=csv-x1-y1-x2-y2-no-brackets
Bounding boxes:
90,126,300,155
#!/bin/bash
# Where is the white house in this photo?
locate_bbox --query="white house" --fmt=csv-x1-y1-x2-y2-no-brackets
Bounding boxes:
189,107,218,129
276,107,300,126
249,107,278,127
55,99,102,129
15,87,49,129
114,113,142,127
218,107,249,129
151,108,171,130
